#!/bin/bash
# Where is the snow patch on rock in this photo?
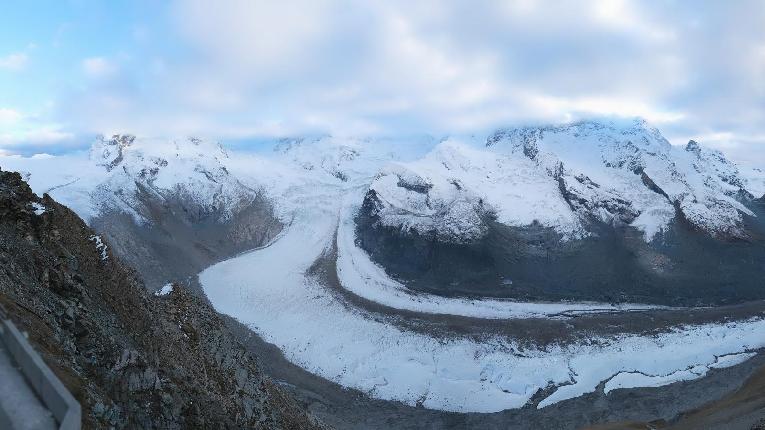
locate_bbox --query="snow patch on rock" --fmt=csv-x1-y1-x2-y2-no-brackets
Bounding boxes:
89,234,108,261
30,202,46,215
155,283,174,296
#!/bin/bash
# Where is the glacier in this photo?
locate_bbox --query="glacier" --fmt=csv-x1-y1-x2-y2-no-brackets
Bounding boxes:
2,118,765,413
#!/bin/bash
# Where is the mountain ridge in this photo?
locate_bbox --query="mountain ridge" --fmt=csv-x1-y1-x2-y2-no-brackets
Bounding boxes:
1,118,762,298
366,118,757,244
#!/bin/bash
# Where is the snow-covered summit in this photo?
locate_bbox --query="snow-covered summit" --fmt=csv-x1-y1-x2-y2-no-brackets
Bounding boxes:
365,119,757,243
1,134,262,224
365,140,581,243
1,122,760,243
89,134,136,171
86,135,253,223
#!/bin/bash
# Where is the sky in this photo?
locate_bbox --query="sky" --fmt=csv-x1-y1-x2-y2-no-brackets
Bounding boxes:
0,0,763,163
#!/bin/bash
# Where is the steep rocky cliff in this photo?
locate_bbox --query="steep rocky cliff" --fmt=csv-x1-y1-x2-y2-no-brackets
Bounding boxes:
0,168,323,429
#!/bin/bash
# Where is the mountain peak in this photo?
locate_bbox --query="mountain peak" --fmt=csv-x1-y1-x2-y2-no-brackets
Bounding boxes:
485,118,672,167
686,139,701,154
89,134,136,171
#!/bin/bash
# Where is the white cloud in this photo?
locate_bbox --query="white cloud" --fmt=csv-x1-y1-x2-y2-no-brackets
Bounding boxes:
155,0,697,135
528,95,686,125
0,127,75,148
82,57,118,78
0,108,76,151
590,0,674,41
173,0,332,76
0,53,28,71
33,0,762,164
0,108,23,125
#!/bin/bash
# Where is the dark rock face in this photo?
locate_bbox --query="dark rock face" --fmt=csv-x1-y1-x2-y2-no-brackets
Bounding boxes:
554,164,639,226
91,188,282,291
0,169,323,429
356,194,765,306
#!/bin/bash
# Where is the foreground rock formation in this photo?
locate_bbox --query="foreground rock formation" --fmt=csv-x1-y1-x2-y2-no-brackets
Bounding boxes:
0,168,323,429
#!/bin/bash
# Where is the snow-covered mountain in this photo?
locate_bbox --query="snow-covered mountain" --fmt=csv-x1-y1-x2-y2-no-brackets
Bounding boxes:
87,134,264,223
354,119,765,305
0,133,431,289
1,134,285,289
6,119,757,247
364,119,757,244
1,132,415,232
3,119,765,419
2,134,262,222
1,120,762,299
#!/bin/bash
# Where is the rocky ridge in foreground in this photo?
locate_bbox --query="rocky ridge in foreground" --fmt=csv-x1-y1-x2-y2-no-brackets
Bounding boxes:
0,168,323,429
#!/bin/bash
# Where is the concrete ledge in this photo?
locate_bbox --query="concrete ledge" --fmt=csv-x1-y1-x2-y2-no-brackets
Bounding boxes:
0,319,81,430
0,392,12,430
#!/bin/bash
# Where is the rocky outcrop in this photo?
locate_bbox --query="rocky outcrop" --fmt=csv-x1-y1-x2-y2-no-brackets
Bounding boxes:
0,169,323,429
553,164,639,226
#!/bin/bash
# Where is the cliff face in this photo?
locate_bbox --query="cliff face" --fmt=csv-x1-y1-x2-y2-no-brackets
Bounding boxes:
0,169,322,429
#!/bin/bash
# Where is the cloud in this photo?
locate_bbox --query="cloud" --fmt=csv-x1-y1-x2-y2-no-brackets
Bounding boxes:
528,95,685,125
173,0,332,76
151,0,697,134
0,108,77,153
0,53,28,71
23,0,760,163
0,108,23,125
82,57,119,79
0,128,75,149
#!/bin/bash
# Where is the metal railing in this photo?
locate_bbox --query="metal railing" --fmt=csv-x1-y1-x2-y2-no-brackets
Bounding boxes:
0,303,81,430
